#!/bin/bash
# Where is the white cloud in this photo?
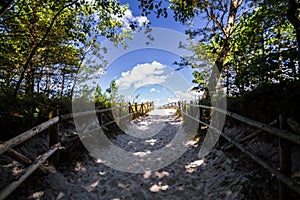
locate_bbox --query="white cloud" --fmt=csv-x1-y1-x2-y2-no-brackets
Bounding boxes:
150,88,156,92
141,98,149,102
84,1,148,29
173,89,204,102
98,68,106,74
116,61,169,90
168,97,179,102
174,90,193,101
113,9,149,30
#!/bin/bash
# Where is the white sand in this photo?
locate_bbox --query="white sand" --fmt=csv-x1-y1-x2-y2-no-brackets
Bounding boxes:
3,109,277,199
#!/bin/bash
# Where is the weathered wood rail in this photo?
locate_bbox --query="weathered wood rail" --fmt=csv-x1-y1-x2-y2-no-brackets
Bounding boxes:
177,100,300,199
0,101,154,199
128,101,154,120
161,102,179,109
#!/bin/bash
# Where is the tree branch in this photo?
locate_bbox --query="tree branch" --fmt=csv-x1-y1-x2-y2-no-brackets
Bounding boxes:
206,1,226,36
0,0,14,17
14,3,73,97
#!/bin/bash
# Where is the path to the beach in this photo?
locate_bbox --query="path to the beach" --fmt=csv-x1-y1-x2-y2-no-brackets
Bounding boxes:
6,109,276,200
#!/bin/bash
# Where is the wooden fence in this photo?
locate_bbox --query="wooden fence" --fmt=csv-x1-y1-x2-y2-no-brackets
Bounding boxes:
128,101,154,120
178,100,300,199
0,101,154,199
162,102,179,109
4,98,298,199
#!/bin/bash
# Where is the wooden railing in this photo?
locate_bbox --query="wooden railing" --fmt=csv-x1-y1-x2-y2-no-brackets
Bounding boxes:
0,101,154,199
161,102,179,109
178,100,300,199
128,101,154,120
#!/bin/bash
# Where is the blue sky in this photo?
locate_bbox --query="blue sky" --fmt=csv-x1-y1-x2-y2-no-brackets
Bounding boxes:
120,0,187,32
93,1,202,106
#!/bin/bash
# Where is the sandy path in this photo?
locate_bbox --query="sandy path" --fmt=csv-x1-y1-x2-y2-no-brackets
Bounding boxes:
5,109,276,200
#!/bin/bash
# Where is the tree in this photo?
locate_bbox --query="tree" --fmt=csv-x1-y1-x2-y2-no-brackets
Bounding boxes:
224,1,298,94
139,0,248,93
0,0,133,98
287,0,300,53
138,0,299,96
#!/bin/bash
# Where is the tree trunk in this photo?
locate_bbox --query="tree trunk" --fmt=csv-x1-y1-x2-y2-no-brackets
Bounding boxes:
0,0,14,17
208,0,241,94
60,71,65,98
27,0,37,95
13,4,70,97
278,13,283,82
287,0,300,54
25,63,35,94
45,69,50,97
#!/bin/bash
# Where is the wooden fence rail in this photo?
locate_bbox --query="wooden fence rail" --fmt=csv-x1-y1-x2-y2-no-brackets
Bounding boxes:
0,144,60,200
183,102,300,146
0,101,154,199
128,101,154,119
162,102,179,109
0,116,59,155
178,100,300,199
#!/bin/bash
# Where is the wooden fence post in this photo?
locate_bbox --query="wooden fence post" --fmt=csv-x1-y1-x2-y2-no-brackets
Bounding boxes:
135,103,138,117
118,104,122,125
192,101,196,116
128,102,132,120
49,109,60,166
141,103,144,115
279,114,291,200
99,112,102,126
197,100,202,133
184,101,187,115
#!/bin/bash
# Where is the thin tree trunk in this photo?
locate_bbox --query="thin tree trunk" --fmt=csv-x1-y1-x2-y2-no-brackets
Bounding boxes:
60,71,65,98
44,67,50,97
0,0,14,17
70,45,93,97
208,0,241,94
26,0,37,95
13,4,71,97
287,0,300,54
37,74,40,93
261,17,267,85
278,14,283,82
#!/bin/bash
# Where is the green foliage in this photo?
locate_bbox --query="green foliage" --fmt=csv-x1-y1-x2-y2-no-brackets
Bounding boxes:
140,0,299,95
94,84,111,108
0,0,142,138
0,0,133,98
0,91,71,140
225,1,298,95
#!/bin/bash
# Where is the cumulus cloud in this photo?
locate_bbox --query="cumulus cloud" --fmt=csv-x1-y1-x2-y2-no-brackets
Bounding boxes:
113,10,149,30
141,98,150,102
150,88,156,92
174,90,192,101
173,89,204,102
115,61,169,90
84,0,148,28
